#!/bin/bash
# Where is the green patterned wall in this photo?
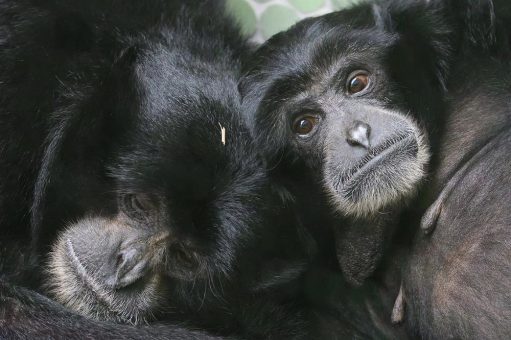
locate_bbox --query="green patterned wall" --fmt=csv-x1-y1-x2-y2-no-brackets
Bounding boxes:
226,0,359,42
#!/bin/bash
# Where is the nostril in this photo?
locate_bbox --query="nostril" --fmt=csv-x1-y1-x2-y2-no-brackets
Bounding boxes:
346,120,371,149
116,253,124,267
106,246,149,289
116,248,138,271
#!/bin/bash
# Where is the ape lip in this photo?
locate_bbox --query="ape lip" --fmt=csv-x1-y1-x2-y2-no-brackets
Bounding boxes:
337,131,417,188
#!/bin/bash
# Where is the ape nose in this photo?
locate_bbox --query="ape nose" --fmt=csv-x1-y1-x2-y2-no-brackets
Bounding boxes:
106,245,150,289
346,121,371,149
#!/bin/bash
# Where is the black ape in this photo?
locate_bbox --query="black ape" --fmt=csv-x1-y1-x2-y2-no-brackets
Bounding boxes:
241,0,511,338
0,0,314,338
241,0,435,288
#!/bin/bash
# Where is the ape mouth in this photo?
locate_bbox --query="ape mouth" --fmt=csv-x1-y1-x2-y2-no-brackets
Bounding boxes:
337,131,419,190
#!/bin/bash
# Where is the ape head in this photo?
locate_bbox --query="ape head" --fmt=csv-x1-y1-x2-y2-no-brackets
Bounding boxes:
19,1,270,324
240,0,496,217
42,37,268,324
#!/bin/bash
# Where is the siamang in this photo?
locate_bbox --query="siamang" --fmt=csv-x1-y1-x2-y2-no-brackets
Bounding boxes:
241,2,431,288
241,0,511,338
0,0,320,338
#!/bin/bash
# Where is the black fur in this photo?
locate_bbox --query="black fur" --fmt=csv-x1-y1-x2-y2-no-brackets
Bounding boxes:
404,5,511,336
241,0,511,338
0,282,225,340
0,0,316,338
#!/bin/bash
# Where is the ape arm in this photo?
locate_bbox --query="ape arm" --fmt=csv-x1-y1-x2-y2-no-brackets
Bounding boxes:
421,128,509,234
0,281,231,340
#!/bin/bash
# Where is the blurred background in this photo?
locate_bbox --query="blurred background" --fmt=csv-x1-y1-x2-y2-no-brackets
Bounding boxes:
226,0,359,42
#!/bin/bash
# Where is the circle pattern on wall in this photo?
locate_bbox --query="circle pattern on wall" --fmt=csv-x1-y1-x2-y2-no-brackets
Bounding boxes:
226,0,358,42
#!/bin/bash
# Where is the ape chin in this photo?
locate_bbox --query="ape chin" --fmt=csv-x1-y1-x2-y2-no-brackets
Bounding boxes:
47,216,169,324
323,106,429,218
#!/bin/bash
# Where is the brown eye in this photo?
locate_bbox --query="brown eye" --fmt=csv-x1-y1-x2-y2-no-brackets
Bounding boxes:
292,115,319,136
347,72,370,95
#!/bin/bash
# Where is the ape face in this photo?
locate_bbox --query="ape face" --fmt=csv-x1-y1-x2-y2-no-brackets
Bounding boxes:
241,5,443,217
